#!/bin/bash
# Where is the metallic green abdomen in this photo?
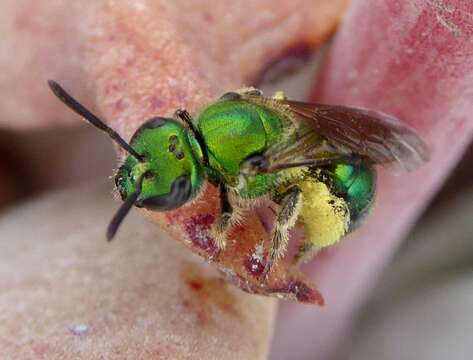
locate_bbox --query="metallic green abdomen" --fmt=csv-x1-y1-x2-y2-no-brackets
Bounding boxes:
196,99,287,185
322,164,376,229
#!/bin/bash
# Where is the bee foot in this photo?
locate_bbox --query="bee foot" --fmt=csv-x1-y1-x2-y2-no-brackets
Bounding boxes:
209,247,223,262
211,224,227,259
258,262,273,283
243,88,263,97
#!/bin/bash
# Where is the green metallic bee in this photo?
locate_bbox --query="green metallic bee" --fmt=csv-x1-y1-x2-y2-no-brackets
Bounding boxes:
48,81,429,277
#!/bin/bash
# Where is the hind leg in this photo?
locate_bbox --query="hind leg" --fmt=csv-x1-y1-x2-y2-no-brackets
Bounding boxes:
261,185,302,279
210,183,243,261
212,184,233,250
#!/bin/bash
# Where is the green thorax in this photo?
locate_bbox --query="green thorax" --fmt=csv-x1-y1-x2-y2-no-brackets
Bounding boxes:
320,163,376,229
195,99,289,188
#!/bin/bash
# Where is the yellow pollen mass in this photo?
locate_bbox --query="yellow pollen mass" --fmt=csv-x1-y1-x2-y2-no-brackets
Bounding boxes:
282,168,350,249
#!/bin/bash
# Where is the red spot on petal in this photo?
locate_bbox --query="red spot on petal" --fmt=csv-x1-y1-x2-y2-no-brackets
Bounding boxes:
184,214,216,254
286,280,325,305
202,12,214,23
188,280,203,291
114,98,128,111
244,251,266,277
149,95,164,110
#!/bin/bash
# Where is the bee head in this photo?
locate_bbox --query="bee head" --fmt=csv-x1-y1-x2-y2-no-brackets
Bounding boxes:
47,81,204,241
116,117,203,212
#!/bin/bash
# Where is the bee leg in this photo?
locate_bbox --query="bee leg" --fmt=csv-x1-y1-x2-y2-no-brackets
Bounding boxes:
211,184,235,260
174,108,196,130
242,88,264,96
175,109,210,166
261,185,302,279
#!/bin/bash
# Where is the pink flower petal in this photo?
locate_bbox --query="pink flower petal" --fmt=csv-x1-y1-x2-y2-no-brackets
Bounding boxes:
272,1,473,358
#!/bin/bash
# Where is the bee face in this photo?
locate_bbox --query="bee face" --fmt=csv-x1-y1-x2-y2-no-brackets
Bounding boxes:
115,117,203,211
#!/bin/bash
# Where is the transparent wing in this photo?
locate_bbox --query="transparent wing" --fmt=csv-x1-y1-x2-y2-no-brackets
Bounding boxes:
243,95,430,174
258,125,355,172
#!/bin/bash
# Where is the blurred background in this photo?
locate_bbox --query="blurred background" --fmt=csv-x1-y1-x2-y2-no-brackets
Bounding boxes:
1,43,472,360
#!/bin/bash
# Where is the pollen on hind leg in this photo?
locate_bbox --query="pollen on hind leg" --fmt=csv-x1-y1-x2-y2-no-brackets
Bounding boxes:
299,179,349,248
271,228,290,260
279,168,350,252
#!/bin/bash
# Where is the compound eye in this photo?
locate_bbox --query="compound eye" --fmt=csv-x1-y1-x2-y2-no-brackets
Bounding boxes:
135,176,192,211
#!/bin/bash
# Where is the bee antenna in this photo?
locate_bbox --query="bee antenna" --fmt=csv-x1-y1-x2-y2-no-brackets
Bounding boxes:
48,80,143,161
106,172,146,241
